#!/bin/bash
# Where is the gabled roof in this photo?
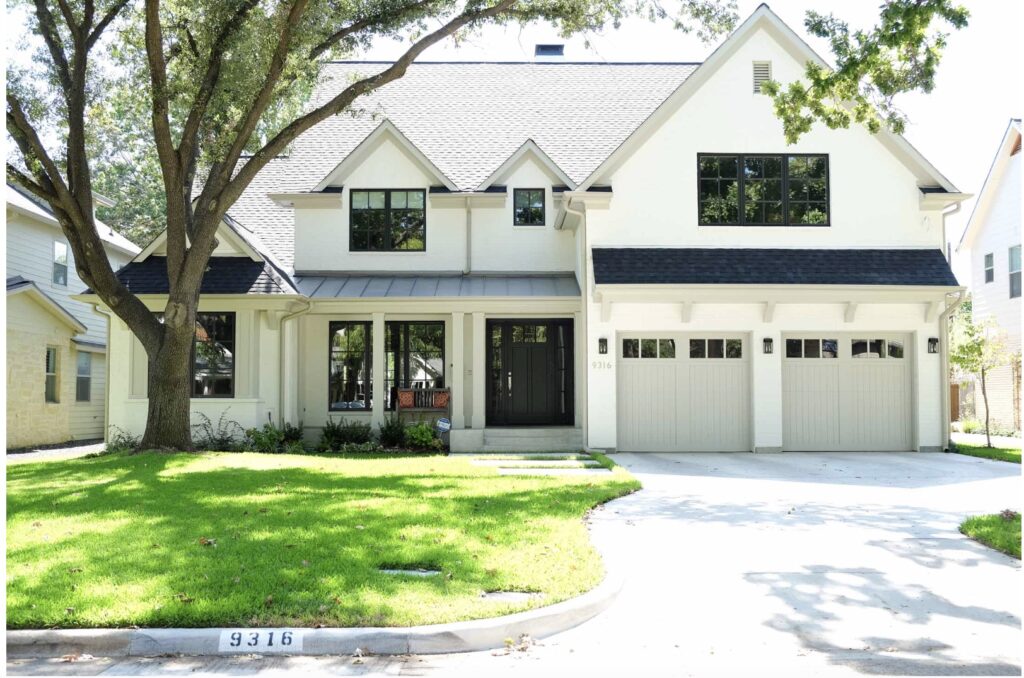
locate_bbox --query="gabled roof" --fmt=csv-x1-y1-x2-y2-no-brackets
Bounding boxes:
592,248,960,287
6,183,141,257
7,276,88,333
957,118,1022,252
477,139,576,190
313,119,458,191
577,4,960,193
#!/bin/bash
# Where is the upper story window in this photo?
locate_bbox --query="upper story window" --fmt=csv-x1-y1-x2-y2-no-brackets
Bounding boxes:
53,241,68,286
513,188,545,226
698,154,829,226
984,253,994,283
1010,245,1021,298
193,312,235,398
350,189,425,252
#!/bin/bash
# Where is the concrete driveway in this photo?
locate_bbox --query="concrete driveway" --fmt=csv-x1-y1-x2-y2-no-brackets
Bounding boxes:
7,452,1022,677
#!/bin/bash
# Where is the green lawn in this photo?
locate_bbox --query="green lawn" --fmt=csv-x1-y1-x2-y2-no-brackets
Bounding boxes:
6,452,639,629
960,512,1022,559
954,442,1021,464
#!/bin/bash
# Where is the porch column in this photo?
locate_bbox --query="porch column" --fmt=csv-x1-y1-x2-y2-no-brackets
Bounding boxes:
472,312,486,428
371,312,385,430
451,312,466,429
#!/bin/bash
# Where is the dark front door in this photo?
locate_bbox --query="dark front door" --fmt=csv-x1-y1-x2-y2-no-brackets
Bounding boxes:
487,319,574,426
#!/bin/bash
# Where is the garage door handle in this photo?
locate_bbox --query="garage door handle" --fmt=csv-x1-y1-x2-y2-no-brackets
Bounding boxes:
507,371,512,393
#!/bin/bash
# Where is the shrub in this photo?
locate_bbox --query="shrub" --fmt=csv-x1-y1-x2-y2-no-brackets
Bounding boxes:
320,418,373,451
337,441,383,454
378,416,406,448
406,421,443,451
284,440,308,455
192,410,245,450
281,421,304,444
245,421,286,453
105,426,140,454
961,419,984,434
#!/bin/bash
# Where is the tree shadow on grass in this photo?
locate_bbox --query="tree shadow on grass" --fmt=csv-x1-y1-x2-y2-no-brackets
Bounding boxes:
6,452,635,629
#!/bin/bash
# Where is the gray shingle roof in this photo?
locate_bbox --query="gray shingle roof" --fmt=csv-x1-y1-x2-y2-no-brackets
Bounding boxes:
592,248,960,286
105,257,297,295
296,273,580,298
227,62,699,269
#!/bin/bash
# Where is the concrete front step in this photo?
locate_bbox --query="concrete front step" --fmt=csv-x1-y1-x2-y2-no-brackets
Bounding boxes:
496,467,612,476
470,459,602,468
484,427,583,439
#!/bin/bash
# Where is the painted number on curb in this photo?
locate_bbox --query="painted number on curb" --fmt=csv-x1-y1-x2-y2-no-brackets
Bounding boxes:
218,629,304,653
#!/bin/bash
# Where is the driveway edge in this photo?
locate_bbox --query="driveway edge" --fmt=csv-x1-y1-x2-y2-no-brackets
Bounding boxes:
6,570,623,658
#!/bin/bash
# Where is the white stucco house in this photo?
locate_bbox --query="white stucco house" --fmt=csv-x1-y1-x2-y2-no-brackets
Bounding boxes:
6,184,140,448
956,119,1022,433
85,6,973,452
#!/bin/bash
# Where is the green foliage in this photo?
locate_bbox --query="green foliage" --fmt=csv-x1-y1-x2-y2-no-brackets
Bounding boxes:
191,411,245,451
320,419,373,451
960,512,1022,558
960,419,984,434
953,442,1021,464
105,426,140,455
281,421,304,444
762,1,969,143
244,422,287,454
378,416,407,448
405,422,443,451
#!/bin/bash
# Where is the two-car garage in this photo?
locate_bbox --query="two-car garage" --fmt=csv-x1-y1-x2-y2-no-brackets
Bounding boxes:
616,332,914,452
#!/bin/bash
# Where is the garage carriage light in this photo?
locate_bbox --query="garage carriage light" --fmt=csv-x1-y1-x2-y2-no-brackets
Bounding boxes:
928,337,939,354
763,337,774,354
598,337,608,354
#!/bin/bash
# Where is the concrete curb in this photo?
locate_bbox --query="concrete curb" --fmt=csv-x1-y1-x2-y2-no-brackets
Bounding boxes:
7,570,622,658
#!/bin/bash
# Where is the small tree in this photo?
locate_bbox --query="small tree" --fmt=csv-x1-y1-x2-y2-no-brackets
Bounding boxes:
950,306,1011,447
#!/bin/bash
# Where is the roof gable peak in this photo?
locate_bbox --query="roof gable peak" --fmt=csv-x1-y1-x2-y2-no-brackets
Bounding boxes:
477,139,575,190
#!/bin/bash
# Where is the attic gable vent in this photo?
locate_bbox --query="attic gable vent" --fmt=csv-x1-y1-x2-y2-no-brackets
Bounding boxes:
753,61,772,93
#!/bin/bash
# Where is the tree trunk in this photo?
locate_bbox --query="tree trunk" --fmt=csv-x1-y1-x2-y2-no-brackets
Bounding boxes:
980,367,992,448
138,318,196,450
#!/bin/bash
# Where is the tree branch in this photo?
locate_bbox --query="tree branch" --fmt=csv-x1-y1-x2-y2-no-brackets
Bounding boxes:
6,164,58,203
222,0,518,206
309,0,440,60
87,0,131,49
32,0,74,93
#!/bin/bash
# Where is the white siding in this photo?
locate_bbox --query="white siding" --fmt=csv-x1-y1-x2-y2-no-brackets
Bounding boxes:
5,210,133,345
69,352,106,440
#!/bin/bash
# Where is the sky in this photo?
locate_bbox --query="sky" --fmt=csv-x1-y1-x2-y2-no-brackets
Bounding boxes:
358,0,1023,280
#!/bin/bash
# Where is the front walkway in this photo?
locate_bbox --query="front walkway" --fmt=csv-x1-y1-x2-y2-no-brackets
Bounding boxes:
5,441,104,466
8,452,1022,676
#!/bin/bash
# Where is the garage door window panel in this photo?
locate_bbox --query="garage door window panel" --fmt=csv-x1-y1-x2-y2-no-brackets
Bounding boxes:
622,338,640,358
659,339,676,358
787,338,839,359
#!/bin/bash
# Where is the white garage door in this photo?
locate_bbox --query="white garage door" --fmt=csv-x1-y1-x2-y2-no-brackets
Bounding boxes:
782,334,913,451
617,334,751,452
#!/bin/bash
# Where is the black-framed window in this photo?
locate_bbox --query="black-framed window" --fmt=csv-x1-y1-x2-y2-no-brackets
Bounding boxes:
513,188,545,225
698,153,829,226
329,321,372,411
984,252,994,283
385,321,445,410
76,351,92,402
350,189,425,251
193,312,235,397
1009,245,1021,298
53,241,68,286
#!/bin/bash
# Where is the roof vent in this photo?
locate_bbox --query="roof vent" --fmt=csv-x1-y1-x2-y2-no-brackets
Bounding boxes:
535,44,565,61
753,61,772,93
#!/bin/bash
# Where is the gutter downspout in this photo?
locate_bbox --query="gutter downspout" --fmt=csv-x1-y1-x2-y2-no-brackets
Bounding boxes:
939,290,965,451
562,196,589,448
941,201,963,263
91,303,114,445
464,197,472,274
278,299,312,426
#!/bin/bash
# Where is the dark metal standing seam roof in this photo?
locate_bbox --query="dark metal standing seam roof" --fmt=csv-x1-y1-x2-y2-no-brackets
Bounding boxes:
591,248,960,287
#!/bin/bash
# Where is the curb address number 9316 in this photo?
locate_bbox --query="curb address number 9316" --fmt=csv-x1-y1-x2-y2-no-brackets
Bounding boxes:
218,629,305,653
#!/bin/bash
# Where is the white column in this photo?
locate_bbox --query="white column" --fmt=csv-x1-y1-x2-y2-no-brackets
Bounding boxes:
371,312,385,430
451,312,465,429
472,312,486,429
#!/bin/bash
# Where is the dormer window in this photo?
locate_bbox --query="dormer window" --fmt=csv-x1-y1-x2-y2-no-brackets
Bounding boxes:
513,188,545,226
350,189,426,251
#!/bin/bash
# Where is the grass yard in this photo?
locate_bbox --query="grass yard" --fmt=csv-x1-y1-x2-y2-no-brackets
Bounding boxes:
954,442,1021,464
960,512,1022,559
6,452,639,629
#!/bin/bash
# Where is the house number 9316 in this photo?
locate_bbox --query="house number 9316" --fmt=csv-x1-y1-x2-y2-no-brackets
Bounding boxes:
218,629,304,653
591,360,613,369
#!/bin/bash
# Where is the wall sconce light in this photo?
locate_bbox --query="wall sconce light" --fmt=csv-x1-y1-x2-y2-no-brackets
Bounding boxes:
763,337,774,354
928,337,939,354
598,337,608,355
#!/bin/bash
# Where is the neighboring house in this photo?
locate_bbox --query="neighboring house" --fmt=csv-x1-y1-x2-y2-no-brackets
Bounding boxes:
956,119,1022,433
6,184,140,448
86,6,971,453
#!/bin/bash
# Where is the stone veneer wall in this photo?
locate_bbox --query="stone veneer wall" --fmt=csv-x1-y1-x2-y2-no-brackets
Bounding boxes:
6,327,76,449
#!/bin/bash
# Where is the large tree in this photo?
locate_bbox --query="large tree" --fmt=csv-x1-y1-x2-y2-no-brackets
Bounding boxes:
7,0,967,449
